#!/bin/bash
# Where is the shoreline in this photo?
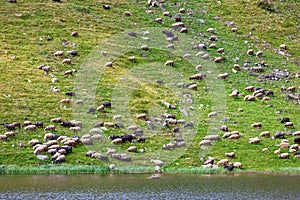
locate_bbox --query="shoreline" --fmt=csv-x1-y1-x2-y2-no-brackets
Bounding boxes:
1,165,299,176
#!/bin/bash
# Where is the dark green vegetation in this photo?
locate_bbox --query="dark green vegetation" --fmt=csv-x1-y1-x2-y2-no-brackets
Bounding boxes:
0,0,299,174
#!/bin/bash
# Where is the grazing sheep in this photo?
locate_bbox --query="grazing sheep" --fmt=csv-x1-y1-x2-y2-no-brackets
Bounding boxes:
151,159,163,166
51,118,62,123
90,128,101,134
225,152,236,158
217,159,229,166
113,115,122,121
91,134,102,140
127,146,137,153
260,131,270,137
274,149,281,155
188,84,197,90
223,132,232,139
252,123,262,128
280,142,290,148
128,56,136,62
217,72,229,79
232,27,238,32
207,28,215,33
199,140,212,146
24,125,36,131
111,138,123,144
244,95,256,101
137,113,147,119
34,144,48,155
262,147,270,152
62,58,71,64
22,121,32,127
287,86,295,92
229,134,240,139
53,51,64,56
290,144,299,150
81,138,92,145
275,132,285,139
233,162,242,169
61,99,71,104
204,135,220,141
247,49,254,55
106,148,116,155
155,18,162,23
124,11,132,16
230,90,239,98
256,51,263,57
249,137,260,144
111,153,131,162
28,139,40,146
4,131,15,137
245,86,255,92
172,22,184,28
208,111,217,117
44,133,54,141
44,125,55,132
0,134,8,140
165,60,174,66
46,140,58,147
280,117,290,123
284,122,294,128
70,126,81,133
278,153,289,159
202,163,213,168
294,137,300,143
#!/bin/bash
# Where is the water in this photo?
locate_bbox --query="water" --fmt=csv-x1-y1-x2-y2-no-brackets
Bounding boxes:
0,173,299,199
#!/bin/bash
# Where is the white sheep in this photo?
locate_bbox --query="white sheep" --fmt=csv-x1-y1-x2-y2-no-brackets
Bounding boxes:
90,128,101,134
225,152,235,158
165,60,174,66
233,162,242,169
249,137,260,144
284,122,294,128
172,22,184,27
22,120,32,127
0,134,8,140
111,138,123,144
260,131,270,137
244,86,255,92
207,28,215,33
104,122,115,128
124,11,132,16
252,123,262,128
188,84,197,90
5,131,15,137
217,72,229,79
151,159,163,166
278,153,289,159
199,140,211,146
113,115,122,121
127,146,137,152
91,134,102,140
61,99,71,104
229,134,240,139
208,111,217,117
217,159,228,166
53,51,64,56
24,125,36,131
244,95,255,101
70,126,81,132
44,125,55,132
204,135,220,141
256,51,263,57
62,58,71,64
292,131,300,136
51,118,61,123
262,147,269,152
137,113,147,119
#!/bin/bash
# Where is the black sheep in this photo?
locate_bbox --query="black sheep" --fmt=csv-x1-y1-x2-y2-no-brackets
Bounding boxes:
294,138,300,144
94,122,104,127
61,121,73,127
121,134,135,143
137,136,145,143
50,134,60,140
275,132,285,139
66,92,75,96
280,117,290,123
115,123,125,129
102,4,110,10
224,165,234,172
34,121,44,128
103,102,111,107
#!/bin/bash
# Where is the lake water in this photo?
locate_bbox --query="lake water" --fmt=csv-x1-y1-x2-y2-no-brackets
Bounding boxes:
0,173,299,199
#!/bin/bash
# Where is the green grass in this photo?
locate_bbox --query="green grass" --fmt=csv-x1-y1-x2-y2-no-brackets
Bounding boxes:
0,0,299,174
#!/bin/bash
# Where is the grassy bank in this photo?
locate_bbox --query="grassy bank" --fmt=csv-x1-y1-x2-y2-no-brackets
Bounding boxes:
0,0,299,173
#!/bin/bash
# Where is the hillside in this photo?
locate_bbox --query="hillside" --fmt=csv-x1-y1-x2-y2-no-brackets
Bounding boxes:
0,0,299,173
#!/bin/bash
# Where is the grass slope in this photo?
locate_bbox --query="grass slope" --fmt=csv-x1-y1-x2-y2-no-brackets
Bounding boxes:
0,0,299,173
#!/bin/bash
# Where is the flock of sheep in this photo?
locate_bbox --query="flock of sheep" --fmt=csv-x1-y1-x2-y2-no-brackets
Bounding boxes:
2,0,299,174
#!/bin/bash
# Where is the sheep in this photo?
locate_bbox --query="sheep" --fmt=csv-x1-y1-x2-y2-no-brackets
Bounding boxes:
278,153,289,159
155,18,163,23
233,162,242,169
104,122,115,128
128,56,136,62
260,131,270,137
287,86,295,92
44,133,54,141
0,134,8,140
290,144,299,150
137,113,147,119
124,11,132,16
34,144,48,155
188,84,197,90
127,125,138,130
262,147,270,152
252,123,262,128
51,118,62,123
5,131,15,137
111,153,131,162
252,66,263,72
44,125,55,132
225,152,236,158
113,115,122,121
274,149,281,155
172,22,184,28
217,72,229,79
166,44,174,49
204,135,220,141
48,149,57,154
202,163,213,168
111,138,123,144
262,97,271,101
247,49,254,55
209,43,217,48
217,159,229,166
207,28,215,33
61,99,71,104
280,142,290,148
56,155,66,163
70,126,81,133
294,137,300,143
90,128,101,134
22,121,32,127
256,51,263,57
151,159,163,166
249,137,260,144
28,139,40,146
165,60,174,66
284,122,294,128
208,111,217,117
199,140,212,146
81,138,92,145
52,152,61,160
127,146,137,153
70,120,82,127
275,132,285,139
229,134,240,139
33,121,43,128
62,58,71,64
46,140,58,147
91,134,102,141
232,27,238,32
53,51,64,56
230,90,239,98
180,28,188,33
223,132,232,139
24,125,36,131
245,86,255,92
163,11,170,16
48,144,59,150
